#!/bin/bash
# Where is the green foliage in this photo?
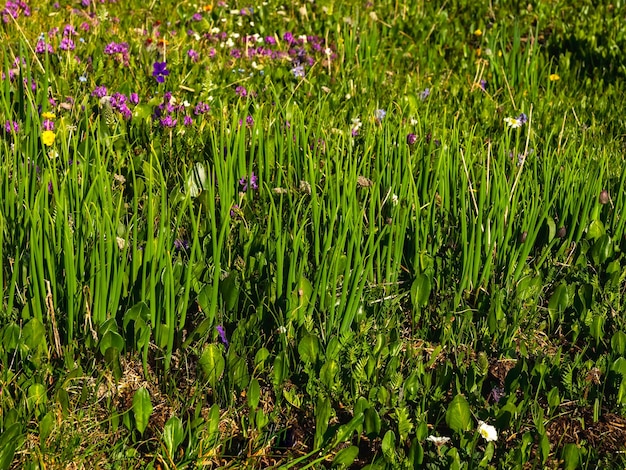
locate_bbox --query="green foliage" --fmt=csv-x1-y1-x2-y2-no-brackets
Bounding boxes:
1,0,626,468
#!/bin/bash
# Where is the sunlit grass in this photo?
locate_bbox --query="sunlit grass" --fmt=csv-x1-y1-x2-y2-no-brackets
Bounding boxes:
1,1,626,468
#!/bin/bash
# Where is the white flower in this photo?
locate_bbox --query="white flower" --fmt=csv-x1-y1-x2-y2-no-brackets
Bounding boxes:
504,117,522,129
391,193,399,206
427,435,451,446
477,421,498,442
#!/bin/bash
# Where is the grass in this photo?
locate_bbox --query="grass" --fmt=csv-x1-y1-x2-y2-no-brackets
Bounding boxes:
1,0,626,468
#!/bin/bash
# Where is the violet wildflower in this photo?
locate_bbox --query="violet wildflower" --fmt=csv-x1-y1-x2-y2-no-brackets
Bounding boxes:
216,325,229,348
4,120,19,133
283,32,294,44
35,40,54,54
419,88,430,100
239,172,258,192
160,115,177,128
230,204,241,218
246,115,254,127
91,85,108,98
517,113,528,125
183,115,193,126
479,79,487,90
152,61,170,83
375,109,386,122
192,12,202,21
42,119,55,131
291,65,305,78
174,238,190,251
60,37,76,51
194,102,210,115
235,85,247,97
407,133,417,145
187,49,199,62
129,92,139,105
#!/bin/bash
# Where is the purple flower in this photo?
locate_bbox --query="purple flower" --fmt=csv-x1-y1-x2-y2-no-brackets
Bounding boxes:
91,85,108,98
419,88,430,100
407,133,417,145
235,85,247,97
43,119,55,131
129,92,139,105
194,102,210,115
291,65,305,78
183,115,193,126
4,120,19,133
375,109,386,121
230,204,241,218
239,172,258,192
174,238,190,251
283,32,294,44
192,12,202,21
246,115,254,127
479,79,487,91
264,36,276,45
216,325,229,348
152,61,169,83
517,113,528,125
187,49,199,62
160,115,177,128
35,40,54,54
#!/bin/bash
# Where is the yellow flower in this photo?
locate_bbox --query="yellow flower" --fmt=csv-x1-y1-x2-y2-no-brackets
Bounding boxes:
474,29,482,36
42,130,56,146
549,73,560,81
41,112,56,120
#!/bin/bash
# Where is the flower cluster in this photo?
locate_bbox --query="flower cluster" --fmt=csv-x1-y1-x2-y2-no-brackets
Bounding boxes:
152,61,169,83
2,0,30,23
239,172,258,192
504,113,528,129
104,41,130,66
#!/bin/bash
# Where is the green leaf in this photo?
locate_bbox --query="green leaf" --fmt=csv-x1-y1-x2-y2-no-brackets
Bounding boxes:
364,407,382,437
611,331,626,355
99,330,125,356
199,344,225,388
332,412,364,446
332,445,359,468
220,273,239,312
586,219,605,240
591,234,613,265
445,394,471,433
1,322,20,352
548,283,570,324
163,416,184,458
273,351,289,389
411,273,432,308
314,396,332,448
248,378,261,410
298,333,320,363
0,423,21,470
381,430,396,463
27,383,47,413
132,387,153,435
562,443,581,470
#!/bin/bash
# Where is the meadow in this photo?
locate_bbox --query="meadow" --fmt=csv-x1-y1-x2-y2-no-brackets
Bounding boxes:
1,0,626,468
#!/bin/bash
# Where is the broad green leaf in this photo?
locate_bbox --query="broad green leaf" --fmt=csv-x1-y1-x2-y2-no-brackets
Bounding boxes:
611,331,626,355
27,383,47,413
516,275,543,302
199,344,225,388
163,416,184,458
38,411,55,447
99,330,125,356
0,423,21,470
273,352,289,388
332,445,359,468
1,323,20,352
548,283,570,324
562,443,581,470
364,407,381,437
248,378,261,410
132,387,153,435
320,359,340,389
220,273,239,312
254,347,270,368
411,273,431,308
381,430,396,462
586,219,605,240
298,334,320,363
445,394,471,433
314,396,332,448
228,353,250,390
332,412,364,446
591,234,613,265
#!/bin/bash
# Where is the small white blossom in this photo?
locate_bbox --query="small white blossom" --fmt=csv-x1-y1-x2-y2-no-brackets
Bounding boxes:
477,421,498,442
427,435,451,446
504,117,522,128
